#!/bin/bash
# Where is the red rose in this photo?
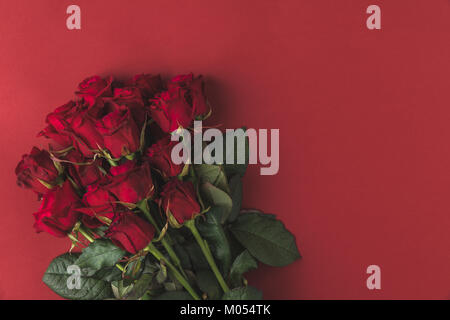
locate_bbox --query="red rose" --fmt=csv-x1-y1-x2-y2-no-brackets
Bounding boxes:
150,88,195,133
69,105,105,157
150,74,208,133
75,75,113,106
109,160,135,176
160,179,200,226
38,101,80,151
146,137,183,178
95,104,141,158
79,184,116,225
112,87,147,127
33,181,81,237
81,161,154,219
106,161,154,204
65,149,106,188
16,147,60,195
38,124,72,152
168,74,209,116
105,209,155,254
127,74,163,101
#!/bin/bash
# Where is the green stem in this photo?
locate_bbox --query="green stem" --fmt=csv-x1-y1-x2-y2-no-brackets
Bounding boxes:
161,239,188,278
138,201,188,278
145,242,200,300
185,220,229,293
78,225,124,273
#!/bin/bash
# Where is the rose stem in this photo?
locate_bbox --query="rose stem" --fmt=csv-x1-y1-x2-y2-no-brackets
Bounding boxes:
145,242,200,300
77,225,124,272
138,202,188,278
185,220,230,293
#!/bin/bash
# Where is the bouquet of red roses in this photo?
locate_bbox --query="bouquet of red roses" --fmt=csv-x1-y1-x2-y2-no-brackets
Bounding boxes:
15,73,300,300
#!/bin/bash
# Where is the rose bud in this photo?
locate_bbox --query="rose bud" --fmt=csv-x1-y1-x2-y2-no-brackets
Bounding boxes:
16,147,60,195
79,184,116,226
37,100,81,151
65,149,106,188
168,74,209,117
112,87,147,127
70,106,106,157
107,161,155,204
105,209,155,254
150,88,195,133
80,161,154,219
95,104,141,158
75,75,113,107
127,74,163,101
33,181,81,237
159,179,201,227
38,124,73,152
146,137,184,178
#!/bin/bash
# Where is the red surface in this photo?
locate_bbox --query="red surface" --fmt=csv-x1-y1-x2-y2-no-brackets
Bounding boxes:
0,0,449,299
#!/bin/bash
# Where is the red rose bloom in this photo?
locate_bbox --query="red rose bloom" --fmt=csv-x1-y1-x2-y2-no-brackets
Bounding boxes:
33,181,81,237
65,149,106,188
81,161,154,221
150,88,194,133
105,209,155,254
147,136,183,178
16,147,60,195
150,74,208,133
112,87,147,127
75,75,113,106
128,74,163,100
38,101,80,151
95,104,141,158
79,184,116,226
160,179,200,225
69,105,105,157
168,73,209,116
106,161,155,204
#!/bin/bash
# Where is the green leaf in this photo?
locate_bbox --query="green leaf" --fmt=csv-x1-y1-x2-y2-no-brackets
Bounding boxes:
223,128,249,178
126,274,154,300
197,207,232,274
229,211,301,267
124,259,159,300
196,269,221,300
222,286,263,300
94,266,122,283
195,164,230,194
112,280,134,299
185,241,209,271
156,261,168,284
75,239,125,271
123,256,145,281
229,250,258,287
43,253,114,300
200,182,233,222
228,175,243,222
173,244,192,270
154,291,194,300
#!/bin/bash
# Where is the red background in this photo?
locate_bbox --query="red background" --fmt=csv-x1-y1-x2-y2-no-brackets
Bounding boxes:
0,0,449,299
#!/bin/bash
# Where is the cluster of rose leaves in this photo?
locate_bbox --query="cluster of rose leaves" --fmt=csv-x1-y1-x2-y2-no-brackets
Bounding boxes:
15,73,206,254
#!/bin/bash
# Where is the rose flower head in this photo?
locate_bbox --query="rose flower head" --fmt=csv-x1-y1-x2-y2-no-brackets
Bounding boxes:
146,136,184,178
75,75,113,107
33,180,81,237
159,179,201,228
105,208,155,254
16,147,60,196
